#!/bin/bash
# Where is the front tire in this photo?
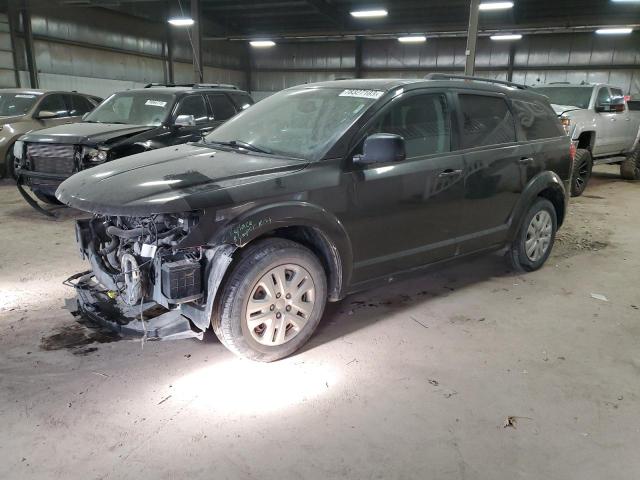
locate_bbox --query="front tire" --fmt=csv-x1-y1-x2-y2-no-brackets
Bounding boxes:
507,198,557,272
620,146,640,180
571,148,592,197
213,238,327,362
5,148,19,181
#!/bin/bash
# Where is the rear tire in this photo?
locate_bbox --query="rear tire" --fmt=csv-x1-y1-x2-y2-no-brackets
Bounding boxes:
507,198,557,273
213,238,327,362
620,147,640,180
571,148,592,197
34,191,62,205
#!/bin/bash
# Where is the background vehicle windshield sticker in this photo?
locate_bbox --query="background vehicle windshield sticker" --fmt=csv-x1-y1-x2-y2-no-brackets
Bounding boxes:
15,94,36,99
339,89,384,99
145,100,167,107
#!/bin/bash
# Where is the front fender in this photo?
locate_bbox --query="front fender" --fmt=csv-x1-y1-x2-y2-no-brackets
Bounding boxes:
507,171,568,242
213,201,354,300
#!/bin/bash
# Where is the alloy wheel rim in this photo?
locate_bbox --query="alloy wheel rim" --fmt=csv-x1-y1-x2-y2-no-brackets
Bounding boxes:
525,210,552,262
245,263,316,346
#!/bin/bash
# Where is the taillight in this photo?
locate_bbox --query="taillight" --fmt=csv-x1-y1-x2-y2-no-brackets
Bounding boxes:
560,116,572,136
569,142,577,162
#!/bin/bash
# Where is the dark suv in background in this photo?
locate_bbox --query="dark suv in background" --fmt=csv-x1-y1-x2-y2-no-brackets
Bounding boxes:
14,83,253,207
57,75,572,362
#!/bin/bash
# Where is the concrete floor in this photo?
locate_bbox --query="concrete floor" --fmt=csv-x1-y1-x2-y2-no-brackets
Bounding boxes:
0,166,639,480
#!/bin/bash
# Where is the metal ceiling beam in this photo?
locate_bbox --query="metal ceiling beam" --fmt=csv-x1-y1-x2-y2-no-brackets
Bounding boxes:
203,23,640,41
303,0,344,29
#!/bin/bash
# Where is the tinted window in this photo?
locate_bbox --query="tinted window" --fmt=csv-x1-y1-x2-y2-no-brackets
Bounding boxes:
511,98,564,140
459,94,516,148
366,93,450,158
176,95,208,124
68,95,95,116
596,87,611,106
38,94,69,117
207,94,237,120
228,92,254,110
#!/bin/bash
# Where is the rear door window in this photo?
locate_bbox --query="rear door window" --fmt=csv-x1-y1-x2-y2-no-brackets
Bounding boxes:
458,94,517,148
67,95,95,116
207,94,237,120
610,88,626,112
38,94,69,117
511,98,564,140
228,92,254,111
175,95,208,124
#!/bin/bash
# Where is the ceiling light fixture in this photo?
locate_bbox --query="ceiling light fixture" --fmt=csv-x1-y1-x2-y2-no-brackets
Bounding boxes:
490,33,523,40
350,9,388,18
168,17,194,26
595,27,633,34
250,40,276,47
479,2,514,10
398,35,427,43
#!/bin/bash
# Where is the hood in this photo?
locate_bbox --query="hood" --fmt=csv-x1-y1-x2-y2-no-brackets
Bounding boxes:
0,114,26,125
19,122,155,145
56,143,309,216
551,104,582,116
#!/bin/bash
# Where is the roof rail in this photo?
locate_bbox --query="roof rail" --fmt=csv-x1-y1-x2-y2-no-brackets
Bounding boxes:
424,73,529,90
143,83,239,89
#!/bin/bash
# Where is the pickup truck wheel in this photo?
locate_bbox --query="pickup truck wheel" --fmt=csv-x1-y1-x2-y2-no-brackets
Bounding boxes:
571,148,592,197
620,148,640,180
506,198,557,273
213,238,327,362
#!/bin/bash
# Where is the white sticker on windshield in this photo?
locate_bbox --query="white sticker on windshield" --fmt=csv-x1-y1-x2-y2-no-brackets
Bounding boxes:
339,89,384,99
15,94,36,99
145,100,167,107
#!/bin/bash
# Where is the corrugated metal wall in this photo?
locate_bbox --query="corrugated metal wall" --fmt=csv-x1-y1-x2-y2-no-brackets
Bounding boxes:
251,33,640,97
2,4,638,99
3,6,247,97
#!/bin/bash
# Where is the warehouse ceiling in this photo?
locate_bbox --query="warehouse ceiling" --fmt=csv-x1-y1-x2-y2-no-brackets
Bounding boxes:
53,0,640,38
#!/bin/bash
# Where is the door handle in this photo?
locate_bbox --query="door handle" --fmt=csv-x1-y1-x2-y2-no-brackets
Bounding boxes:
519,157,534,164
438,169,463,178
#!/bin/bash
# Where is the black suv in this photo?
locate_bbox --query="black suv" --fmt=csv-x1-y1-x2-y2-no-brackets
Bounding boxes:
14,83,253,207
57,75,572,362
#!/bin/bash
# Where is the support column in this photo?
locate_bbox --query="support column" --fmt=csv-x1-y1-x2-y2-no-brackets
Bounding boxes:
21,0,38,88
7,3,21,87
244,43,252,93
507,42,516,82
191,0,203,83
354,36,363,78
464,0,480,76
165,19,175,84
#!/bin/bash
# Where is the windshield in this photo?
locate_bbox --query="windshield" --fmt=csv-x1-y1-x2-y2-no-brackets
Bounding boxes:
534,87,593,109
205,87,382,161
85,91,174,126
0,93,40,116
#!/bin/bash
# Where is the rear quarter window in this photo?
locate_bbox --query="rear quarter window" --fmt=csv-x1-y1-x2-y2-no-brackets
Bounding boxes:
511,98,564,140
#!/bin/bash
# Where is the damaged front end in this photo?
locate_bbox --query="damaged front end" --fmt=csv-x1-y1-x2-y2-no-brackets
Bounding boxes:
67,212,234,341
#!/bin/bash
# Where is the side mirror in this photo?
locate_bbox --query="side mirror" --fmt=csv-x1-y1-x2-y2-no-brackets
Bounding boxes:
354,133,406,165
36,110,58,120
174,114,196,127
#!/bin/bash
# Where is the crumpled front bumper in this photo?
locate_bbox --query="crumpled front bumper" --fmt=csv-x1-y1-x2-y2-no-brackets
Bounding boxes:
65,271,204,341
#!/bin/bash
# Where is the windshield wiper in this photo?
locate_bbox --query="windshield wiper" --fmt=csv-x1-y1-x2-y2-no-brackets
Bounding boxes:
207,139,272,154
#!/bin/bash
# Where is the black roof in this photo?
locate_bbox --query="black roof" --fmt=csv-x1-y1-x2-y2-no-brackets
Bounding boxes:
295,76,545,101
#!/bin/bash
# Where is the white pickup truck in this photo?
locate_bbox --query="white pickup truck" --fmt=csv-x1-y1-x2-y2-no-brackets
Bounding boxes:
533,83,640,196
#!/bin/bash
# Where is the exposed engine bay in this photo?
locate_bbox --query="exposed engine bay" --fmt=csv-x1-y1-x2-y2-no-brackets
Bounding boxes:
68,213,234,340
